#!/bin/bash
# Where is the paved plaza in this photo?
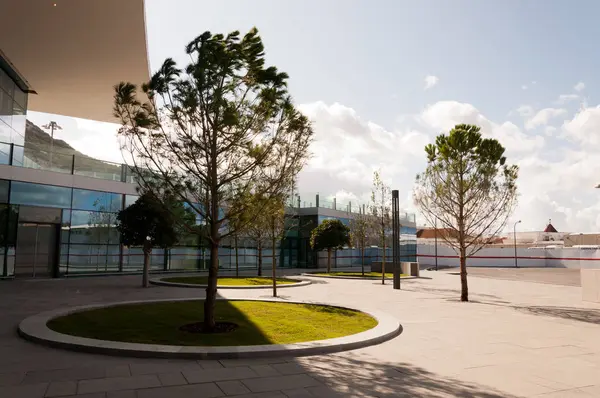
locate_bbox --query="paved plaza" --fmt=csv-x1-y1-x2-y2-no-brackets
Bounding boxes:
2,268,600,397
456,267,582,287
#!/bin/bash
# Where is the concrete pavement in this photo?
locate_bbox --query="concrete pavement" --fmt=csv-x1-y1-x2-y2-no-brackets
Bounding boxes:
1,269,600,397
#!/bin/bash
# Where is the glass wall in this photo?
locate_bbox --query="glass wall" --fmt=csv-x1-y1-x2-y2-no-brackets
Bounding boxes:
0,66,27,146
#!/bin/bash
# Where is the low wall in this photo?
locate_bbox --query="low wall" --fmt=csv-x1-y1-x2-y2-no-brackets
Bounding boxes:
417,244,600,269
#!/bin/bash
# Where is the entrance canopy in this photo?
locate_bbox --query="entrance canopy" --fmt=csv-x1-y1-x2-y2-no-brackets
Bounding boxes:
0,0,150,123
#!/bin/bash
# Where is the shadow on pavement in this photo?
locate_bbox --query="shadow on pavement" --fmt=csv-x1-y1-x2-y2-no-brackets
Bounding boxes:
513,305,600,325
302,353,517,397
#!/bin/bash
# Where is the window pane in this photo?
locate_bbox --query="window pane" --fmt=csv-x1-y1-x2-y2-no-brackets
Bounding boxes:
0,179,8,203
70,210,117,244
13,86,27,109
0,89,12,129
10,182,71,208
0,69,14,98
72,188,122,212
124,194,138,208
0,142,10,165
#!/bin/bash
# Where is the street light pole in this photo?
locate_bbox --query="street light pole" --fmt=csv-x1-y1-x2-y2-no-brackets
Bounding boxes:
513,220,521,268
42,121,62,168
434,218,438,271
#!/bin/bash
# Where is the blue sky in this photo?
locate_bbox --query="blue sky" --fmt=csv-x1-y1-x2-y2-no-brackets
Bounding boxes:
30,0,600,233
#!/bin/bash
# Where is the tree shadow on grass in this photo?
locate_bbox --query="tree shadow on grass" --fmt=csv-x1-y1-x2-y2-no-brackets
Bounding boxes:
296,353,517,397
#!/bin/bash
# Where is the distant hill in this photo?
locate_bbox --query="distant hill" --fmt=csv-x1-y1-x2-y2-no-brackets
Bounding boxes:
23,120,123,178
25,120,80,156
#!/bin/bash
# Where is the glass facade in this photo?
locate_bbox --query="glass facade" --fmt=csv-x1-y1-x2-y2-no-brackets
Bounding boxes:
0,66,26,169
0,60,417,278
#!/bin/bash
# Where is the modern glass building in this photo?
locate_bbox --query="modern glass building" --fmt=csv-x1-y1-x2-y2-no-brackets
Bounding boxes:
0,0,417,279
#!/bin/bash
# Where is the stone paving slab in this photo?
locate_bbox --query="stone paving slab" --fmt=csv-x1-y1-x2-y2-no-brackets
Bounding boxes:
135,382,224,398
3,269,600,397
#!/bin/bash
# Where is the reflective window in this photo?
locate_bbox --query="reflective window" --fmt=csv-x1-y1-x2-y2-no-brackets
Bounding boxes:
72,189,122,212
124,194,138,208
13,86,27,109
0,88,11,129
0,179,8,203
10,182,71,208
0,68,15,98
70,210,119,244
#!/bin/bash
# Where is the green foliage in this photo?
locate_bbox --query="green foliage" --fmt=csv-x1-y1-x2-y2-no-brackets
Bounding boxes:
113,28,313,240
116,192,194,250
114,27,313,326
310,219,351,252
414,124,518,301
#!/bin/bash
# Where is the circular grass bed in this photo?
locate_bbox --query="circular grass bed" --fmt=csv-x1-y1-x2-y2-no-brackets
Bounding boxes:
162,276,297,286
46,300,378,346
313,272,408,278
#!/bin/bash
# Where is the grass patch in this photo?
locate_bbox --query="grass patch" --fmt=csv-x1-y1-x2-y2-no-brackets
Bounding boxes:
314,272,408,278
162,276,296,286
47,300,377,346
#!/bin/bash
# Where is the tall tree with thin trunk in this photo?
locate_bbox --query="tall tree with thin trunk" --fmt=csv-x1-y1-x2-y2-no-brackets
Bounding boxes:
414,124,518,302
113,28,313,330
371,170,391,284
238,192,271,277
348,206,372,276
265,194,287,298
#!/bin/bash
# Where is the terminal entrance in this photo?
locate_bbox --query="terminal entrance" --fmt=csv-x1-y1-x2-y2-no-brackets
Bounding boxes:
13,206,61,278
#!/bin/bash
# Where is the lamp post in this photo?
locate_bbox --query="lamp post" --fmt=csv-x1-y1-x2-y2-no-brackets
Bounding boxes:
41,121,62,167
513,220,521,268
434,218,438,271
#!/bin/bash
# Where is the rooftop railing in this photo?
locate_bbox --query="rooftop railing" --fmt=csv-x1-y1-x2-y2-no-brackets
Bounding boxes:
0,141,137,183
0,141,416,223
287,192,416,223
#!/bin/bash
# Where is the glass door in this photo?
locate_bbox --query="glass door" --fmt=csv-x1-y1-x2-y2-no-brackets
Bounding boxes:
14,223,59,278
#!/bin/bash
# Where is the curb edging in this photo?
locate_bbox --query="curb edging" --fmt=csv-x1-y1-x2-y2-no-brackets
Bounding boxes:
18,298,402,360
149,278,311,289
301,273,418,281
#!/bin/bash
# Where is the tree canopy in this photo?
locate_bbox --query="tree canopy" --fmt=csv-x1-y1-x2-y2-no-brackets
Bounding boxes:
113,27,313,329
310,219,351,252
413,124,518,301
116,192,193,249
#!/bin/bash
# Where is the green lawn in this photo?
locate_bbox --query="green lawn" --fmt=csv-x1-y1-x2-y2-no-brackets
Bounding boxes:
47,300,377,346
162,276,297,286
314,272,408,278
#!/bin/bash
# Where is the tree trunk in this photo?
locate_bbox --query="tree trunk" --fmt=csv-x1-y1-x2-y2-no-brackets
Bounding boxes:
381,240,386,285
204,240,219,330
327,248,332,273
460,247,468,302
142,244,151,288
235,234,239,277
361,246,365,276
272,233,277,298
258,244,262,277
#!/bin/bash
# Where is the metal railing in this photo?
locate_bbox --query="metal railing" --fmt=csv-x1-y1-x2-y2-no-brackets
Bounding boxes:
0,141,138,183
0,141,417,223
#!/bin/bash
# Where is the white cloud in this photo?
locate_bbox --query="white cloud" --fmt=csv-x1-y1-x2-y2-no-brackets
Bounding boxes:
420,100,544,154
521,85,528,90
424,75,439,90
525,108,567,130
563,105,600,147
557,94,579,104
574,82,585,92
516,105,534,117
544,126,557,136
